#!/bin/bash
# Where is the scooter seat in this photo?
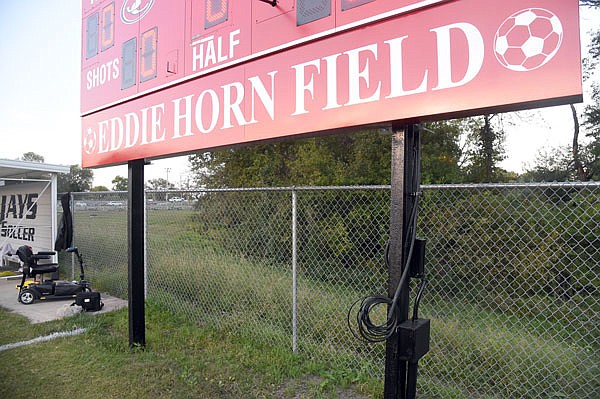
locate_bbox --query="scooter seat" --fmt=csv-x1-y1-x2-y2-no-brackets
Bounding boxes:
30,264,59,275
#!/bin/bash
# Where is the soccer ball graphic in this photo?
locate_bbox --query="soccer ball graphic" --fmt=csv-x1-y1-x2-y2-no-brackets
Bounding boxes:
84,127,97,155
494,8,563,72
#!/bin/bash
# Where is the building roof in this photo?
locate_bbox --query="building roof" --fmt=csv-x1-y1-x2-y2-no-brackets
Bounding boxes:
0,159,70,180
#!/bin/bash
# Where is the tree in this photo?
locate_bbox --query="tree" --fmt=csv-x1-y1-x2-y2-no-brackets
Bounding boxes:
581,1,600,179
146,177,175,201
112,175,128,191
420,120,467,184
146,178,174,190
57,165,94,192
569,104,592,180
520,146,572,182
20,152,44,163
189,130,393,188
91,185,109,192
464,115,507,182
523,2,600,181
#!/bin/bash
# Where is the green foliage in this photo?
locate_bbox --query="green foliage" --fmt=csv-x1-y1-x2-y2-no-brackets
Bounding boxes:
582,27,600,179
57,164,94,192
146,177,174,190
189,120,517,187
421,187,599,337
463,115,508,182
43,184,600,399
580,0,600,8
111,175,128,191
189,130,393,188
420,120,466,184
520,146,573,182
19,152,44,163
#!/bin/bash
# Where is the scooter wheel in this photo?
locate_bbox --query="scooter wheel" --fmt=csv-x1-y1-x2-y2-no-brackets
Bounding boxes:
19,289,36,305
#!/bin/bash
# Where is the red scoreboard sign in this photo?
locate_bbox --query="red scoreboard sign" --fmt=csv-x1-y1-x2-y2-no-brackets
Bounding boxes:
81,0,582,168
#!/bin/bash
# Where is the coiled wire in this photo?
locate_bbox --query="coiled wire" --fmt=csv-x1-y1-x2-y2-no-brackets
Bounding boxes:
348,192,419,343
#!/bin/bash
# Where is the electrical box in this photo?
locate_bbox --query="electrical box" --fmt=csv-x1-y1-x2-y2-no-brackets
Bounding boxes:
409,238,426,278
398,318,430,362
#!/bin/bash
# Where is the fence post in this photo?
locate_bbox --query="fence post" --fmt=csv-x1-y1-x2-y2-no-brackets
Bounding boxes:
70,192,75,281
292,187,298,352
144,189,148,300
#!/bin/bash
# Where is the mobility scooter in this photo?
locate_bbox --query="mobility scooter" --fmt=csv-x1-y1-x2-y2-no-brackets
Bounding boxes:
15,245,91,305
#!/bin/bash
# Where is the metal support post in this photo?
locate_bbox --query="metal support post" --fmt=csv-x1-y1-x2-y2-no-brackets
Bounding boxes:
384,124,420,399
292,188,298,352
128,159,146,348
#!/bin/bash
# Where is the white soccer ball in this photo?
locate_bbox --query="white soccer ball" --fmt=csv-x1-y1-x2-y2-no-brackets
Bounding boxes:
494,8,563,72
84,127,97,154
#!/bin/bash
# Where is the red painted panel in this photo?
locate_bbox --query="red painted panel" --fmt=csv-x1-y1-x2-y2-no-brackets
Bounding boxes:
81,1,450,114
82,0,582,167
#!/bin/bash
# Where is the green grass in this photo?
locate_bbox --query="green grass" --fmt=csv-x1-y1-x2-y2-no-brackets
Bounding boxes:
59,208,599,398
0,304,377,399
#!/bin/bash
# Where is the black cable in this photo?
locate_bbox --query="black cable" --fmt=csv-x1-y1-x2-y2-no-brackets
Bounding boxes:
349,126,423,343
347,126,425,343
348,191,419,343
412,277,428,320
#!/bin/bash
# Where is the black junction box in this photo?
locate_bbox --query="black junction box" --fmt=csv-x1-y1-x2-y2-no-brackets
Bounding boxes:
397,318,430,362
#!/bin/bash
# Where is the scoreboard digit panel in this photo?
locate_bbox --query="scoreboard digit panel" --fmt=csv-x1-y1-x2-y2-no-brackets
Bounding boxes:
82,1,140,112
136,1,186,92
186,0,252,76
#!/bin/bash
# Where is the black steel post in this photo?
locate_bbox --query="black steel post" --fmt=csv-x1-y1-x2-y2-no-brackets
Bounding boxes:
406,361,419,399
128,159,146,348
384,124,420,399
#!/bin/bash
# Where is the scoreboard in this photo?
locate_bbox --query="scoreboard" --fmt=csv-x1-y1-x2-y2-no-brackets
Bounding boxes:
81,0,582,168
81,0,436,114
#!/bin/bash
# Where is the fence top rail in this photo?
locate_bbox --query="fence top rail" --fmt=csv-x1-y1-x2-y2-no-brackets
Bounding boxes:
421,181,600,190
72,181,600,197
146,185,392,194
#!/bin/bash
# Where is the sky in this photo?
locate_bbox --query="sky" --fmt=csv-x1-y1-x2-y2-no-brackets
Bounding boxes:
0,1,598,188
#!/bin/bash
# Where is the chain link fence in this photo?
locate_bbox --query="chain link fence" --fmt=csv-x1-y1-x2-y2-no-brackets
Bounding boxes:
64,182,599,398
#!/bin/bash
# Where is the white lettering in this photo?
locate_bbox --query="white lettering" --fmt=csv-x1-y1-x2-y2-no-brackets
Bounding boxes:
248,72,277,123
192,29,242,72
86,58,120,90
150,104,166,143
431,23,484,91
172,95,194,138
222,82,247,129
124,112,139,148
140,107,150,145
291,59,321,116
229,29,240,60
109,117,123,151
323,53,342,110
195,89,220,133
192,45,204,71
385,36,428,98
345,44,381,106
98,120,110,153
